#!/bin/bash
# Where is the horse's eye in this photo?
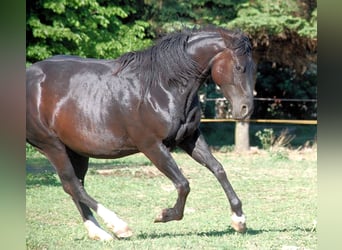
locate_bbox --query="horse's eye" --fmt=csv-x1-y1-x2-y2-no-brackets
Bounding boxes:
235,65,242,71
235,65,245,72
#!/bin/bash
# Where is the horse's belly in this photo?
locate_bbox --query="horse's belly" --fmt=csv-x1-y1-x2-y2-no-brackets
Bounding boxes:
65,135,139,158
85,148,140,159
56,123,139,158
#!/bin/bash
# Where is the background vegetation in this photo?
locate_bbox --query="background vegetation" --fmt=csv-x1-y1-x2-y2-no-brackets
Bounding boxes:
27,0,317,120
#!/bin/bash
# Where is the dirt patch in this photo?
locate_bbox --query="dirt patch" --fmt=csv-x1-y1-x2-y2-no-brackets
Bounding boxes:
26,162,162,178
216,146,317,162
96,166,162,178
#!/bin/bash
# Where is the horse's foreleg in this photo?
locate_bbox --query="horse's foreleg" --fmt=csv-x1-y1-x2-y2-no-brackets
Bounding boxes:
179,130,247,233
141,142,190,223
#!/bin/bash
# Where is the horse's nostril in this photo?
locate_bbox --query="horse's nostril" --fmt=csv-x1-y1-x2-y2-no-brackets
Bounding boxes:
241,104,248,117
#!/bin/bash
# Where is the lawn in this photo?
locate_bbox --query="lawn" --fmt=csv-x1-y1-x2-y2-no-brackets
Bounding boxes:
26,147,317,249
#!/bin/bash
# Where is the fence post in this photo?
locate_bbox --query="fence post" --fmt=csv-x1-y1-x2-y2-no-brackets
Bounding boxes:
235,121,250,152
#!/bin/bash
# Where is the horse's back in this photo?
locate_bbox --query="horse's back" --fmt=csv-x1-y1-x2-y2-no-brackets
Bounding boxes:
26,55,121,106
28,55,118,77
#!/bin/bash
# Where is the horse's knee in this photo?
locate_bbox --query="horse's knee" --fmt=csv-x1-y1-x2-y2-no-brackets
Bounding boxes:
213,166,228,181
176,180,190,196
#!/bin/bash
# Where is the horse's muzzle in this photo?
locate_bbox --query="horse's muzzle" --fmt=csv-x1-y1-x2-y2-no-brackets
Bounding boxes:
232,103,253,120
241,104,249,118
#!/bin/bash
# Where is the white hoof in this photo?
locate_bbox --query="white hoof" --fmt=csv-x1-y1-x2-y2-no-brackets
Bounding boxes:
114,224,133,239
97,204,133,238
84,217,113,241
231,213,247,233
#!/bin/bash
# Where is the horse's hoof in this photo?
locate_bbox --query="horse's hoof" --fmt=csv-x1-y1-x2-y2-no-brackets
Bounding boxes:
84,219,114,241
232,221,247,233
231,213,247,233
114,226,133,239
154,208,182,223
154,208,172,223
90,233,114,241
154,213,164,223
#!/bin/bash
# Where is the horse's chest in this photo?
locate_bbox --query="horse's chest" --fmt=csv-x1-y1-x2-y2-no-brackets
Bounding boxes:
165,103,201,145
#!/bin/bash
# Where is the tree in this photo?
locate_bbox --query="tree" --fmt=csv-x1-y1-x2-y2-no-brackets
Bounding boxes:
229,0,317,74
26,0,152,64
144,0,239,34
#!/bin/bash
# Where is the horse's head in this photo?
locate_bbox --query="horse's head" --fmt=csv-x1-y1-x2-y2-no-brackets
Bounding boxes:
210,32,255,120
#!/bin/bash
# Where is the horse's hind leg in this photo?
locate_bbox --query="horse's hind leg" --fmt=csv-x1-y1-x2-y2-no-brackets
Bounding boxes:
64,148,112,240
32,140,132,240
65,148,92,220
65,148,132,239
34,142,114,240
141,142,190,223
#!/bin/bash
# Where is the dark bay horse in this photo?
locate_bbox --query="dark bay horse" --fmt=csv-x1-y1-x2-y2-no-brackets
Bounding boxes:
26,27,255,240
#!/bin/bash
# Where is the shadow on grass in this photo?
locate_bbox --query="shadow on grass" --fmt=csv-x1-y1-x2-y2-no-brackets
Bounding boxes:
138,228,239,239
137,226,315,239
26,172,61,188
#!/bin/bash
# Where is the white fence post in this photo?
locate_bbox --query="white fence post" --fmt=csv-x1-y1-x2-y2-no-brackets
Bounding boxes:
235,121,250,152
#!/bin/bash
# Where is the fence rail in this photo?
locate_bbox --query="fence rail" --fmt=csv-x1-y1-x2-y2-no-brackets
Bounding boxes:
201,97,317,125
200,118,317,125
205,97,317,102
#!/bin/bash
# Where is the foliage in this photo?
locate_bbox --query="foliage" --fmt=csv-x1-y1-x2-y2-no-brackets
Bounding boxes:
26,0,152,63
145,0,240,33
255,128,274,150
255,128,295,151
228,0,317,38
253,61,317,119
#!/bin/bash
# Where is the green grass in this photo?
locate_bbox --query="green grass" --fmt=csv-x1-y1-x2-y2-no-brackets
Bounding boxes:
26,149,317,249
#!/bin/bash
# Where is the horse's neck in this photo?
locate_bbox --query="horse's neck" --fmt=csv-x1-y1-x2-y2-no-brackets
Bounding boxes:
176,34,227,109
187,34,227,73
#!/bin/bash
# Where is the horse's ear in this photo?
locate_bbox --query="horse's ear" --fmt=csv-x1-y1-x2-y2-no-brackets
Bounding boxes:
218,29,236,49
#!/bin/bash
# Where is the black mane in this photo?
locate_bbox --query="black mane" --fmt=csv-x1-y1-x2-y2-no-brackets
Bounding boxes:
190,26,252,56
118,30,200,90
117,27,252,89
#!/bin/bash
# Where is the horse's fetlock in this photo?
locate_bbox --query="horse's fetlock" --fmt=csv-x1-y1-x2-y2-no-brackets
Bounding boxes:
231,198,242,211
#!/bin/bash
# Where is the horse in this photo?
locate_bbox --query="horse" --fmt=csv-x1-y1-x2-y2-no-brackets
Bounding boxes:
26,26,255,241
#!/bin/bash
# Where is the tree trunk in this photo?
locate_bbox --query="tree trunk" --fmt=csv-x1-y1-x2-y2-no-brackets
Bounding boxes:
235,121,250,152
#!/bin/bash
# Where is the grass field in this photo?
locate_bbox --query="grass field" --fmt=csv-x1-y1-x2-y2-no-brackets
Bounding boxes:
26,147,317,250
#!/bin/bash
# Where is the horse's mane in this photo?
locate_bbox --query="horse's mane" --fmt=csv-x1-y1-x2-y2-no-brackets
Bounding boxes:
117,26,252,91
190,26,252,56
117,30,200,89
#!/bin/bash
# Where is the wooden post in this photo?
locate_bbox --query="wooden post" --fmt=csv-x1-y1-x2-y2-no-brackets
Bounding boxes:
235,121,250,152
